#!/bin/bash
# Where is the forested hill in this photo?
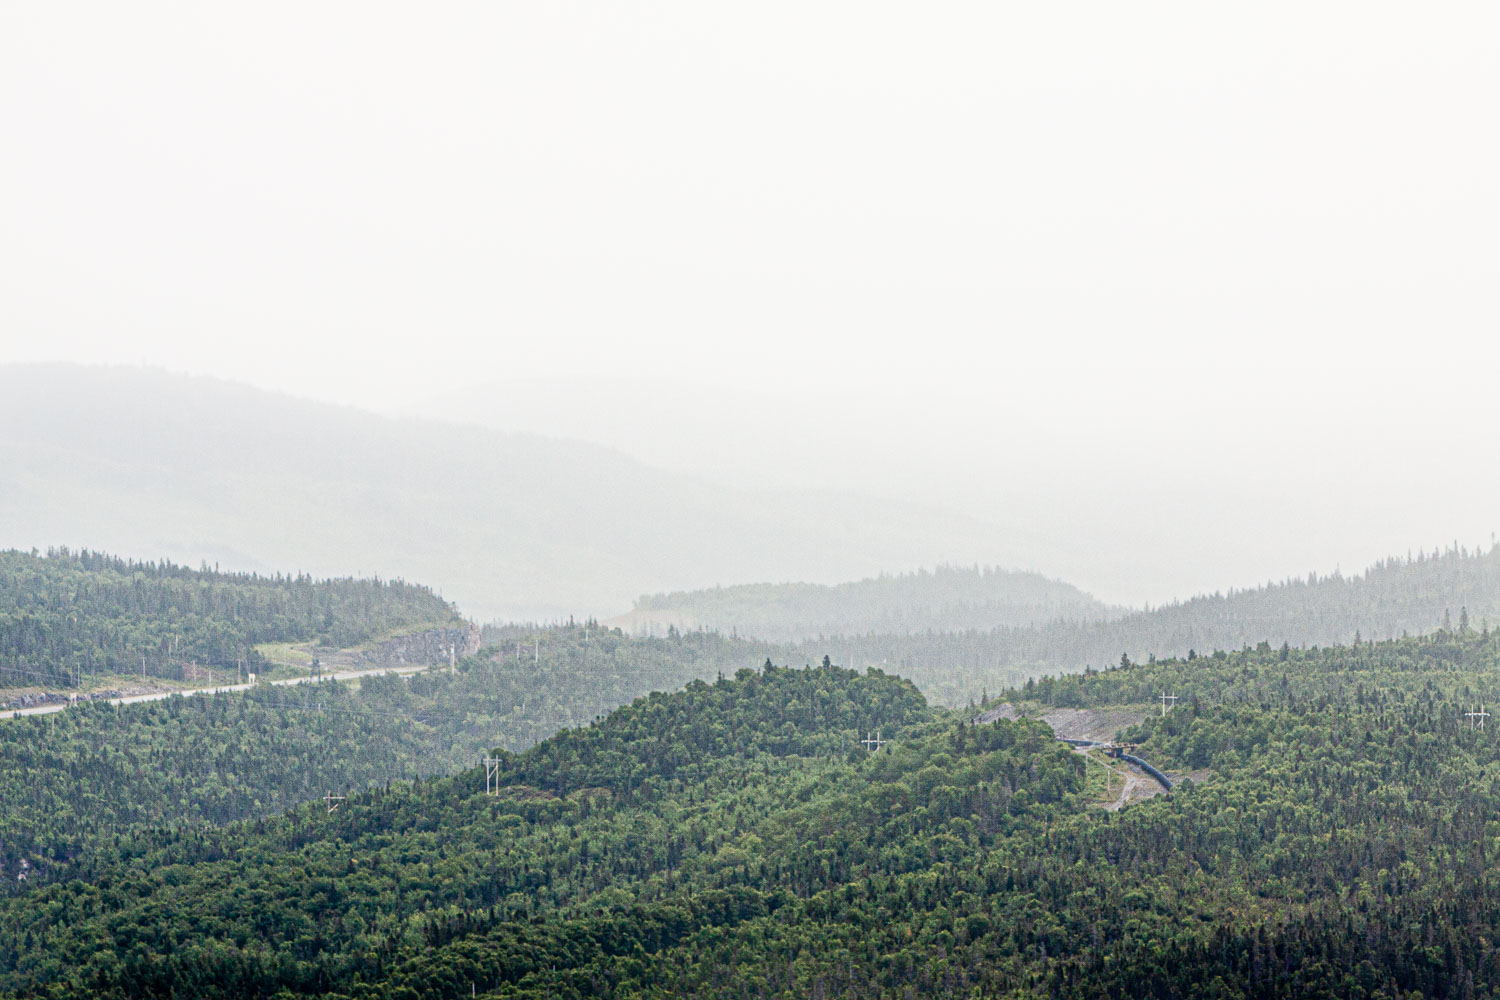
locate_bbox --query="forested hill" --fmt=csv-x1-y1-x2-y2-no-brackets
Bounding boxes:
0,625,775,891
615,564,1115,641
798,544,1500,705
10,634,1500,997
0,548,461,689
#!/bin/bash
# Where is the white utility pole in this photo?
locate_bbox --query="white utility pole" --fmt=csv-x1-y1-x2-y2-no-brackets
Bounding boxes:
1466,705,1491,730
1159,693,1178,717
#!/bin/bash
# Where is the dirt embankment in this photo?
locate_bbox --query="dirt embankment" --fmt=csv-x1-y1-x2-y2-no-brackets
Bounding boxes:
972,702,1019,724
1104,761,1170,810
1037,706,1150,743
971,704,1149,742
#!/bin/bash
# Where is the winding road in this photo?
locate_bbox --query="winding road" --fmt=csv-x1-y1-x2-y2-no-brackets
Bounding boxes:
3,663,433,721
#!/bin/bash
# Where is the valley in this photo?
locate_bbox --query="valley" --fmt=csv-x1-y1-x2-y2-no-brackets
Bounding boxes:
7,8,1493,994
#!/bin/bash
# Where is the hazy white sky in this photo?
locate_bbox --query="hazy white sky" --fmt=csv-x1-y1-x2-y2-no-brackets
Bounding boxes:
4,3,1499,605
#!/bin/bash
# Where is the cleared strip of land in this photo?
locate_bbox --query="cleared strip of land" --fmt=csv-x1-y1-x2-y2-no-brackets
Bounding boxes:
2,663,432,720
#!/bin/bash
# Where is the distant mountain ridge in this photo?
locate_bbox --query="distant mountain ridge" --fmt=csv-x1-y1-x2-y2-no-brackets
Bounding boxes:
612,564,1118,641
0,364,1025,622
798,544,1500,705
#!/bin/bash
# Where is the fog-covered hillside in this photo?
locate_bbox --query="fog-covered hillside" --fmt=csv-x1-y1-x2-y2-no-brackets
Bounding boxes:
0,365,1022,621
614,564,1117,641
807,545,1500,705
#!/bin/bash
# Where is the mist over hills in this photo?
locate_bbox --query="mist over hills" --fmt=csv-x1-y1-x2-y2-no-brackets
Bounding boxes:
613,564,1118,642
602,548,1500,707
813,544,1500,705
0,365,1028,622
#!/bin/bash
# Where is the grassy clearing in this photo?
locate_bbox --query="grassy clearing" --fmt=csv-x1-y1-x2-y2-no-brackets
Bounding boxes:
251,641,324,682
1077,750,1124,805
254,641,316,668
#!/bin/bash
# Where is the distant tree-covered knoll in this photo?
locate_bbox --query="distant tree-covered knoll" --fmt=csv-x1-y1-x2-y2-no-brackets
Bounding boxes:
617,563,1116,642
0,547,462,689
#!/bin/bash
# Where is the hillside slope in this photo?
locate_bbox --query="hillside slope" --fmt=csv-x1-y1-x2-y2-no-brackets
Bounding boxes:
8,635,1500,997
0,364,1025,622
0,624,773,889
614,564,1116,641
0,547,461,690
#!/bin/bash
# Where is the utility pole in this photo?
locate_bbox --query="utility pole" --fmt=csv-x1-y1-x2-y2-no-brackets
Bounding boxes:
1159,693,1178,717
1466,705,1491,730
323,790,346,814
450,643,456,675
534,639,539,664
860,730,888,752
483,755,502,796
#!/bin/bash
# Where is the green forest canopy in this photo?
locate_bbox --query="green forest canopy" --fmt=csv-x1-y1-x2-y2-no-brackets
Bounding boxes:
8,630,1500,997
0,624,780,891
0,548,461,689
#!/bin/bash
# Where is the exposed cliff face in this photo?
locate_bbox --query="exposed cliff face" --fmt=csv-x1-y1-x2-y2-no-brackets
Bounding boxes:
350,623,481,669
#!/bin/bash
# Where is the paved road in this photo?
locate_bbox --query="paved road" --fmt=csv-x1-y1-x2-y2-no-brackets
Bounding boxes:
4,663,434,720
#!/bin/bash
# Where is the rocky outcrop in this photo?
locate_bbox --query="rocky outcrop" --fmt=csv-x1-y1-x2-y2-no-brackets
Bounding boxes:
349,623,481,669
2,689,128,711
972,702,1018,724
